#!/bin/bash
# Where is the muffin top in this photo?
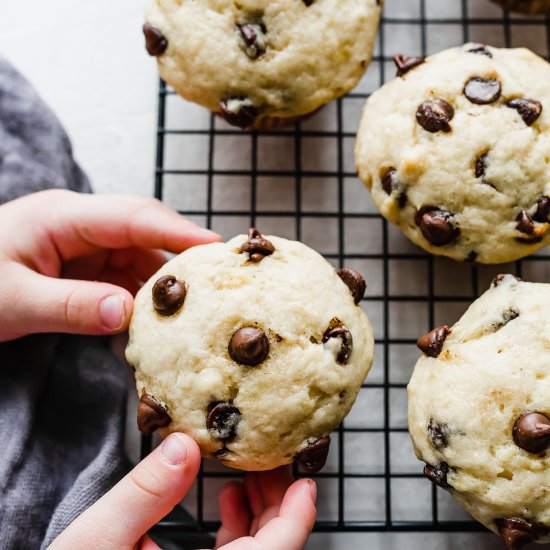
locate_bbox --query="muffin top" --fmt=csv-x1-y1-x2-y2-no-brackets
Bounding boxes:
355,44,550,264
126,229,374,471
409,274,550,548
143,0,382,127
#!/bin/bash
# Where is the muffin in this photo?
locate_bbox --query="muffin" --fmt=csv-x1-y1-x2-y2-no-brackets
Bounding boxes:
409,274,550,549
126,228,374,472
491,0,550,14
355,44,550,264
142,0,383,129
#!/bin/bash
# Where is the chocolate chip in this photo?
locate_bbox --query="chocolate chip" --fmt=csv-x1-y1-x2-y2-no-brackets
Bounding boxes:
513,412,550,453
475,152,488,179
215,447,229,458
323,326,353,365
295,436,330,473
238,22,267,59
492,274,522,287
428,419,450,450
415,207,460,246
137,394,171,436
143,23,168,56
207,402,241,443
507,98,543,126
495,518,536,550
416,98,454,133
417,325,451,358
464,77,501,105
302,0,314,5
381,168,407,208
229,327,269,366
220,98,258,129
534,196,550,223
393,54,425,77
152,275,186,316
337,268,366,305
465,43,493,58
240,227,275,262
516,211,535,235
423,462,451,488
465,251,478,263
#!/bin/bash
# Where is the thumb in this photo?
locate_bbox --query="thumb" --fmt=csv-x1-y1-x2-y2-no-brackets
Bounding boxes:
8,264,134,338
49,433,202,550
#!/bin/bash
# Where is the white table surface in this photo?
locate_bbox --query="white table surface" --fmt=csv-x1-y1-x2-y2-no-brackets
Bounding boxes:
1,1,549,549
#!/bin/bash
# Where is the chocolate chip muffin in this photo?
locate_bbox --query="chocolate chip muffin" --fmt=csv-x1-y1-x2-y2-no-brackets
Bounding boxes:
355,44,550,264
491,0,550,13
142,0,383,129
409,274,550,549
126,228,374,471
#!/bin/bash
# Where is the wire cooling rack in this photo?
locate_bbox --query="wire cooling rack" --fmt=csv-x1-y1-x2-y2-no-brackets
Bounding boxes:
143,1,550,547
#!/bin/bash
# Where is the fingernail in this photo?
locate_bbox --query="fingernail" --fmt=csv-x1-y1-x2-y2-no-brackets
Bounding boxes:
307,479,317,503
100,295,125,330
159,434,190,465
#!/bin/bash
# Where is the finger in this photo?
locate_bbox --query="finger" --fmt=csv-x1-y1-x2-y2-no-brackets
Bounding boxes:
98,267,142,297
258,467,294,508
49,434,201,550
138,535,161,550
215,481,251,548
6,264,133,338
244,473,264,517
43,191,220,260
108,248,167,282
252,479,317,550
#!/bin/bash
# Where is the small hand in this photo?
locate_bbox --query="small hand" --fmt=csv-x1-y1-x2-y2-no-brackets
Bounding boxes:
0,190,219,341
48,433,317,550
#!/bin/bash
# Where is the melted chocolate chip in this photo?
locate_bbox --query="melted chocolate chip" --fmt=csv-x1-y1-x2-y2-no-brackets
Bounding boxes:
229,327,269,366
507,98,543,126
475,152,488,179
323,326,353,365
415,207,460,246
516,211,535,235
152,275,186,316
534,196,550,223
337,268,366,305
416,98,455,133
495,518,536,550
238,22,267,59
143,23,168,56
137,394,171,436
381,169,407,208
215,447,229,458
302,0,314,5
465,43,493,57
295,436,330,473
207,402,241,443
513,412,550,453
417,325,451,358
423,462,451,488
464,77,502,105
393,54,425,77
428,419,450,450
240,227,275,262
220,98,258,128
492,274,522,287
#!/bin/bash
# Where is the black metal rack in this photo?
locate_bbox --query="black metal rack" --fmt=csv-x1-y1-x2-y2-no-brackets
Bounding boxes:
144,0,550,545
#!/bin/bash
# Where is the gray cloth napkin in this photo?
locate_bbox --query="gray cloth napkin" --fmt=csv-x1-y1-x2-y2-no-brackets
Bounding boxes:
0,56,129,549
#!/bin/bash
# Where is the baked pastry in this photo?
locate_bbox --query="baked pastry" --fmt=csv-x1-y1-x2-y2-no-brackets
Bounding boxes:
491,0,550,14
126,228,374,471
355,44,550,264
142,0,383,129
409,274,550,549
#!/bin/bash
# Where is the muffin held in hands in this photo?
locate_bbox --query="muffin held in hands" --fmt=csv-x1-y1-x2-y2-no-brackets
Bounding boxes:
126,228,374,472
142,0,383,129
491,0,550,14
355,44,550,264
409,274,550,549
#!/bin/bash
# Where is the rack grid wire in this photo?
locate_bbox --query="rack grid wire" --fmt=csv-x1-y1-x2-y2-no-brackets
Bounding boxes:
143,0,550,542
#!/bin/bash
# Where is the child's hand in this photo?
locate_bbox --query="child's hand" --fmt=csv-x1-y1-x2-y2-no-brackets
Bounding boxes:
48,433,317,550
0,190,219,342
